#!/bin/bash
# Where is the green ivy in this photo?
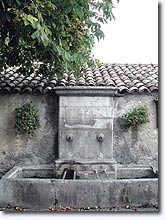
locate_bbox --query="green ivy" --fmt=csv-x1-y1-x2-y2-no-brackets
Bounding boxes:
15,102,40,134
120,106,150,129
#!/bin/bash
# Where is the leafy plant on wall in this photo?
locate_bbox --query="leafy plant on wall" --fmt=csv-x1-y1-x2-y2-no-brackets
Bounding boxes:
15,102,40,135
120,106,150,129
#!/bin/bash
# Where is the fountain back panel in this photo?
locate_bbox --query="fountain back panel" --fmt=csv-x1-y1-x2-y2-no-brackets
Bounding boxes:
55,88,117,174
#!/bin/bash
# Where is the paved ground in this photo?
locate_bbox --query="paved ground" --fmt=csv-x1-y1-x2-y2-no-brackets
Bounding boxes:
0,205,159,212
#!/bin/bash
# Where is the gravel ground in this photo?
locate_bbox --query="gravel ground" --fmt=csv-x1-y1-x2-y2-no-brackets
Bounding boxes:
0,205,159,212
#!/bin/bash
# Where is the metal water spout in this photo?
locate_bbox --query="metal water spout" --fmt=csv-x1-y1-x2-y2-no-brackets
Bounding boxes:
94,169,99,179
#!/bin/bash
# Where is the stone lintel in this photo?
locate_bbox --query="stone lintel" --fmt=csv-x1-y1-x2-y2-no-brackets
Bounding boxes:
55,86,118,96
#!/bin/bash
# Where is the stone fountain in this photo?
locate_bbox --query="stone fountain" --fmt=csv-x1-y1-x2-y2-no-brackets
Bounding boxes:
0,87,158,210
55,87,117,179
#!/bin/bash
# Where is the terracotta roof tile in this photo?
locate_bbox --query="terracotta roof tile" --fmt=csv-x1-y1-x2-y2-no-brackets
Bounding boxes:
0,64,158,94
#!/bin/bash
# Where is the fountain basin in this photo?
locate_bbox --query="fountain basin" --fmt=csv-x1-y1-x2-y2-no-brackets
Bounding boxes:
0,165,158,210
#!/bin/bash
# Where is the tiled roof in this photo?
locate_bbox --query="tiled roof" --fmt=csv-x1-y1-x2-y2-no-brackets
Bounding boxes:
0,64,158,94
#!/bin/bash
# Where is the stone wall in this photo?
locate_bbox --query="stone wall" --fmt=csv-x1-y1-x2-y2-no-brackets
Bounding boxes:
0,93,59,177
113,92,158,169
0,91,158,178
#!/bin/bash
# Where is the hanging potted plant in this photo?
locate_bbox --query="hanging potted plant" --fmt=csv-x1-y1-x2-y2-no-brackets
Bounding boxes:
15,101,40,135
120,105,150,129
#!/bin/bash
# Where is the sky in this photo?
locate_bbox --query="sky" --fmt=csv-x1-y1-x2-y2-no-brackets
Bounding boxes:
92,0,158,64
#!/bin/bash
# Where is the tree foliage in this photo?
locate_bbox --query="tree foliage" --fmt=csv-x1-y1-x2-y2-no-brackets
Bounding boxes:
0,0,116,78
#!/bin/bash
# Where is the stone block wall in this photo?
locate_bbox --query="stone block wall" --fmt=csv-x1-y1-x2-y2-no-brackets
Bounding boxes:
0,93,58,177
58,96,114,162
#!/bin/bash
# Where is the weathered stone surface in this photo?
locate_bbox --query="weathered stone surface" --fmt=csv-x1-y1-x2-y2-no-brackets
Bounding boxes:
0,165,158,209
51,178,158,208
117,165,158,179
59,118,113,129
0,92,158,177
56,87,118,96
60,106,113,119
113,92,158,168
59,129,113,161
60,96,113,107
0,93,58,178
0,90,159,211
58,95,114,162
0,179,55,209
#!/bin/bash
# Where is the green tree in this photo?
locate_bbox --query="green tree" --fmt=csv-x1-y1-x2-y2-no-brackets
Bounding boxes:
0,0,116,78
